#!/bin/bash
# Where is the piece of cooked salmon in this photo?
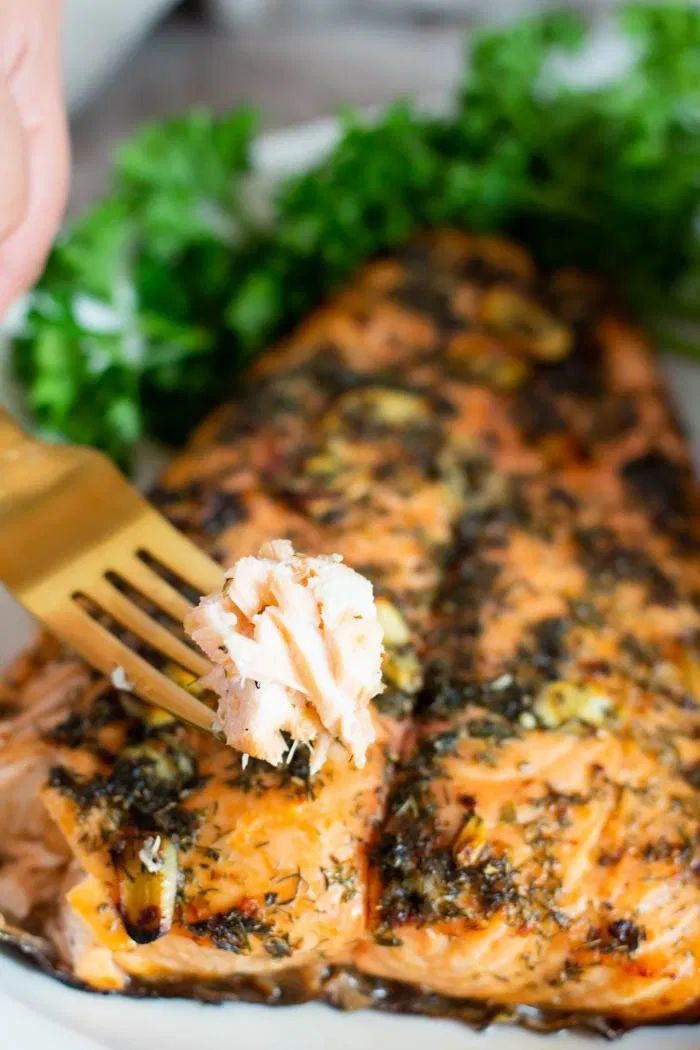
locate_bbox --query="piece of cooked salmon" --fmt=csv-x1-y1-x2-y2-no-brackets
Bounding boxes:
0,231,698,1028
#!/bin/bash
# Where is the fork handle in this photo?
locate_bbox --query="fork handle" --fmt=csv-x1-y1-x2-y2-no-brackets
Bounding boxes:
0,406,30,455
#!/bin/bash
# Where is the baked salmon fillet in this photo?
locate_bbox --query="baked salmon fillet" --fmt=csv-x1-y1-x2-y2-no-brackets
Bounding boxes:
0,231,698,1031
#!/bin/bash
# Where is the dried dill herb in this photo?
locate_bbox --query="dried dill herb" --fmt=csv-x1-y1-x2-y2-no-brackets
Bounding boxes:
45,689,125,750
321,859,359,902
586,919,646,955
48,741,201,848
188,905,291,958
575,526,678,605
226,737,318,798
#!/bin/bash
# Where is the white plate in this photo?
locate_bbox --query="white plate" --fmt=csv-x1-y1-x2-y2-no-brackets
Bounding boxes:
2,117,700,1050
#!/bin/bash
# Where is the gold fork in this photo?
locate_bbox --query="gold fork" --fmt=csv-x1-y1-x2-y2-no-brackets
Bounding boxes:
0,407,222,732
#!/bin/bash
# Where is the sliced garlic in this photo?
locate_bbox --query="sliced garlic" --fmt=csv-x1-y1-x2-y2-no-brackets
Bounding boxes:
453,813,487,864
375,598,411,648
111,833,178,945
480,285,571,362
534,680,612,729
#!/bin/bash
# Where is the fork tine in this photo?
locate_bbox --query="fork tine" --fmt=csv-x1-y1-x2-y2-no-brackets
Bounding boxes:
87,578,212,678
140,522,224,595
52,601,216,732
115,555,200,623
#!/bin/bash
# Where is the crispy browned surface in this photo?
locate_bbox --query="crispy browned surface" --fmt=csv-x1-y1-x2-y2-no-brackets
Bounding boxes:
1,231,699,1024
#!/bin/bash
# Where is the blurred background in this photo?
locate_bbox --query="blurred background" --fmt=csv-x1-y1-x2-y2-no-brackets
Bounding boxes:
65,0,607,211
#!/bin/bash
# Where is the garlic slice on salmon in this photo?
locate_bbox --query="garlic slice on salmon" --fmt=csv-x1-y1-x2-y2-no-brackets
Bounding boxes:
185,540,384,772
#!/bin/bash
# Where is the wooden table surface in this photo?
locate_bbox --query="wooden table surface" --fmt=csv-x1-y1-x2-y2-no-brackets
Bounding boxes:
69,9,466,212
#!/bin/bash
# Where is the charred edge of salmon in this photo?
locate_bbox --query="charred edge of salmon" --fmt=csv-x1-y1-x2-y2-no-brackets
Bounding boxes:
1,931,683,1039
0,927,80,987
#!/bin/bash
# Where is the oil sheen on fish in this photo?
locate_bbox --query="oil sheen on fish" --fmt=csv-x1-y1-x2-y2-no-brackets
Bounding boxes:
1,231,698,1029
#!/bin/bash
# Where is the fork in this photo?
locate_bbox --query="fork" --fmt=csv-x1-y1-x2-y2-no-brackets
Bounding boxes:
0,407,222,733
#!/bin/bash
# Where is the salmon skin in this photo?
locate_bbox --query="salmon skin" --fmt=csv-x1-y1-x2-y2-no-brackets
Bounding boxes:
0,231,698,1030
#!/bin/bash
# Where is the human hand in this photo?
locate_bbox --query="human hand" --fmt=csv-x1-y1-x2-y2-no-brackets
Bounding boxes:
0,0,68,319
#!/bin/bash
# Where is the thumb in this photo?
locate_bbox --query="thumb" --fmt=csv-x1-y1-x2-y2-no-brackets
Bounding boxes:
0,0,68,320
0,76,29,244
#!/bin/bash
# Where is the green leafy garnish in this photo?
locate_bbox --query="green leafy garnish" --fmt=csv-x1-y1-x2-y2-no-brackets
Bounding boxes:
12,4,700,466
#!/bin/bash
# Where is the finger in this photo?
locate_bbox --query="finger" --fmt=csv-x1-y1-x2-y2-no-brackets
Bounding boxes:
0,92,69,314
0,77,29,244
0,0,68,320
